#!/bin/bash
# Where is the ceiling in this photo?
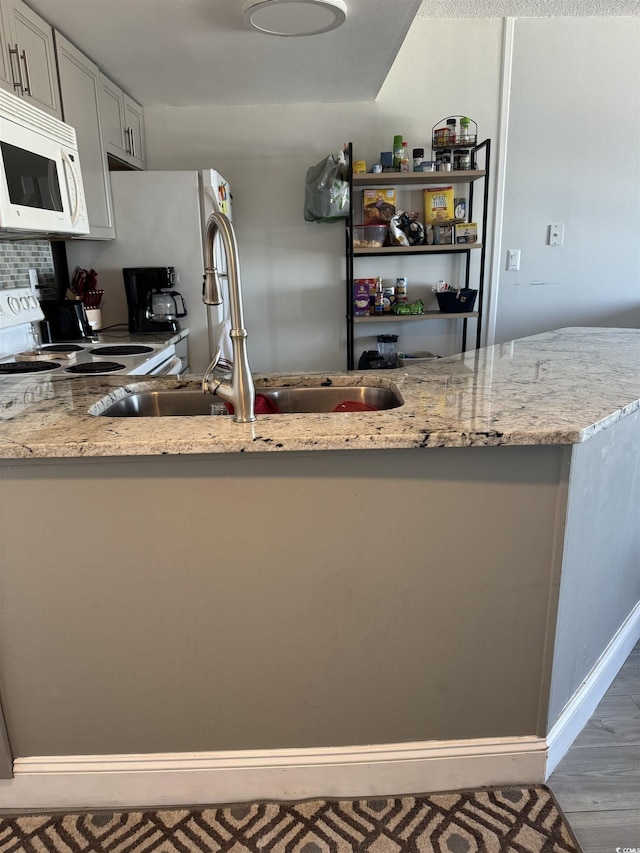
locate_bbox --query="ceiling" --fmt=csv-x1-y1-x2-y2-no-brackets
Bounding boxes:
32,0,422,107
29,0,639,108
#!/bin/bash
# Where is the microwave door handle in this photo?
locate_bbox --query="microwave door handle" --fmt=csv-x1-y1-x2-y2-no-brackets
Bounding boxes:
8,44,23,94
59,149,79,225
19,48,31,96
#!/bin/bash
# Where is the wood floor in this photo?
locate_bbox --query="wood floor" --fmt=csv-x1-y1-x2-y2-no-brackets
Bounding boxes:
548,640,640,851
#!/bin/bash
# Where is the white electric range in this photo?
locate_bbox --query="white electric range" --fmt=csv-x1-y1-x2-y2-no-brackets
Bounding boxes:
0,286,181,378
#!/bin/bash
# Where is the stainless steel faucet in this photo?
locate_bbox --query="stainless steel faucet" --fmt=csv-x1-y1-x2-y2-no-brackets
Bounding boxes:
201,211,256,423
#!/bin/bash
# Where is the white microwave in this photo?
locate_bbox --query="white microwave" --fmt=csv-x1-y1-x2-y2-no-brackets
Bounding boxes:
0,88,88,237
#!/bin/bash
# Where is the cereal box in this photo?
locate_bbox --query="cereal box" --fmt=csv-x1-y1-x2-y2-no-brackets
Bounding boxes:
354,278,377,316
423,186,454,224
363,189,396,225
454,222,478,244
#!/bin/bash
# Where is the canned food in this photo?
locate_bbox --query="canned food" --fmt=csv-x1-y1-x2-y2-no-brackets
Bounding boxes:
396,277,408,303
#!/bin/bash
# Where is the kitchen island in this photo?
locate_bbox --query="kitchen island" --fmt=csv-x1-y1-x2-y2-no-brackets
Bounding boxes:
0,327,638,810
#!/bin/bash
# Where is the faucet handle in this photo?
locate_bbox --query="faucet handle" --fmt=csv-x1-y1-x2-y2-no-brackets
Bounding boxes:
202,347,222,393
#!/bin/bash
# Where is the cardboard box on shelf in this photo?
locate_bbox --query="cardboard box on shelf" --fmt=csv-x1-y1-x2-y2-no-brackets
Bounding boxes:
423,186,454,224
363,189,396,226
354,278,377,316
454,222,478,244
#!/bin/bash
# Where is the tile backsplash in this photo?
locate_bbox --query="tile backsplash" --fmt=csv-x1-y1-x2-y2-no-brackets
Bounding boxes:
0,240,57,298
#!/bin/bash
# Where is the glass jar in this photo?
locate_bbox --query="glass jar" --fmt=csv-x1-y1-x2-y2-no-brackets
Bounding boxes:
446,118,457,144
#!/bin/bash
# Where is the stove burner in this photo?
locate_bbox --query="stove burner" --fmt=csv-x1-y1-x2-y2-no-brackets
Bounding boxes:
65,361,126,374
89,345,154,356
0,361,61,373
42,344,85,353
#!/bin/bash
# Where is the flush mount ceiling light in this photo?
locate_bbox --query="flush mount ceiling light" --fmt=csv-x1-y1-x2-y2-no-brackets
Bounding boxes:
241,0,347,36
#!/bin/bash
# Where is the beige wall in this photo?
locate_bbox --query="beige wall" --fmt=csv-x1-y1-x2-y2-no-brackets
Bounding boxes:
0,444,564,757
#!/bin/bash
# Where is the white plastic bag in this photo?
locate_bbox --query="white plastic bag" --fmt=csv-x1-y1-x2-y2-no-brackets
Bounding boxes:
304,150,349,222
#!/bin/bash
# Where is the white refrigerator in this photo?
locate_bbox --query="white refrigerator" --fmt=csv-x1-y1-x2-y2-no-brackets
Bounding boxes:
65,169,232,374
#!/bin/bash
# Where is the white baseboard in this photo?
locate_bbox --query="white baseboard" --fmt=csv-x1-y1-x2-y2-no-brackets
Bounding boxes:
0,736,547,812
545,600,640,777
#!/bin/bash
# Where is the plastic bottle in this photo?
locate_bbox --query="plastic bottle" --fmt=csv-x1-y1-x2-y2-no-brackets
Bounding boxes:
459,117,471,142
400,142,410,172
412,148,425,171
374,278,384,314
393,135,403,171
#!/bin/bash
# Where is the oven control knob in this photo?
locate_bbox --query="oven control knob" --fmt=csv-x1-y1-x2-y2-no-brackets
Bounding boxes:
28,296,38,309
20,296,29,309
8,296,20,314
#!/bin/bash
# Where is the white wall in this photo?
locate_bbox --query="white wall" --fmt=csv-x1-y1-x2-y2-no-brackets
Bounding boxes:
144,19,503,372
495,17,640,342
143,16,639,373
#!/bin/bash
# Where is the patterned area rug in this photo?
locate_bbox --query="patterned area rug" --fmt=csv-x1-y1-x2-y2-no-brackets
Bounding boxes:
0,786,581,852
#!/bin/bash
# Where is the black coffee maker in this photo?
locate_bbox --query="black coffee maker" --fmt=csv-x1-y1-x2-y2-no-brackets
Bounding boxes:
123,266,187,334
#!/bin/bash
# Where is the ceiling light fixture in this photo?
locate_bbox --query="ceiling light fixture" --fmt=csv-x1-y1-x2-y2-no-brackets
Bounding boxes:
241,0,347,37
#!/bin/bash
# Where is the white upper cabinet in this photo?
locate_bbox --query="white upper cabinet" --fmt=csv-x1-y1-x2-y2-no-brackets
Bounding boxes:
55,32,115,240
0,0,60,118
100,73,146,170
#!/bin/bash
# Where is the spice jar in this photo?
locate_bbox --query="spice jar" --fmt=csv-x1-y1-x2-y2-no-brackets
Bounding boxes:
446,118,457,144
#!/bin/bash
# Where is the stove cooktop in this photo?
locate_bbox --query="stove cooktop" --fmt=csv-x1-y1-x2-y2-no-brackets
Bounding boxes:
0,288,179,377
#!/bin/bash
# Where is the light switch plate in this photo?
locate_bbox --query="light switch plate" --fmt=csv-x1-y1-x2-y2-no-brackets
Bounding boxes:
506,249,521,271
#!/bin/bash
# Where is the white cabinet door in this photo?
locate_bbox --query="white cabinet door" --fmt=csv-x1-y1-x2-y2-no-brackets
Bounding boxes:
55,33,115,240
100,73,145,170
99,72,126,156
0,7,13,92
123,93,145,169
0,0,60,118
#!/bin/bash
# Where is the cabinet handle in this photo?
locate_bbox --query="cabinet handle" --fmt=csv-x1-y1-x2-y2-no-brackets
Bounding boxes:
130,127,135,158
19,48,31,95
8,44,23,94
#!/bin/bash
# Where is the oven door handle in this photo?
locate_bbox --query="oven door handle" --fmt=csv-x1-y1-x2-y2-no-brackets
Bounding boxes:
150,355,182,375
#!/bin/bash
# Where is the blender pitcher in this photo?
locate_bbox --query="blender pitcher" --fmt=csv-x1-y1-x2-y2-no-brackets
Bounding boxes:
377,334,398,368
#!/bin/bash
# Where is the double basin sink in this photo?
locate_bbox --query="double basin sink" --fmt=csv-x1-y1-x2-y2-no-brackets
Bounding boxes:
94,382,403,417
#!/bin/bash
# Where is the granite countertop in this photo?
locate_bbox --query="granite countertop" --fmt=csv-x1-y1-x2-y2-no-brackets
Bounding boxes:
0,327,637,460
